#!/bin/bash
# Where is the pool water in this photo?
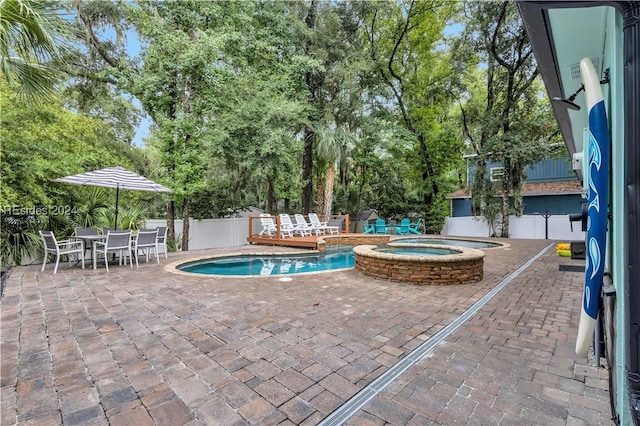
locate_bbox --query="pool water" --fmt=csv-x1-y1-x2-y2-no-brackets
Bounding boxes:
394,238,501,249
179,246,355,276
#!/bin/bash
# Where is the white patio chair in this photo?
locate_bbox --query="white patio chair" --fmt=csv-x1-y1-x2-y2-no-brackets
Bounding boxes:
259,214,278,236
133,229,159,267
293,214,315,236
156,226,168,258
93,231,132,271
39,231,85,274
308,213,339,235
278,214,298,238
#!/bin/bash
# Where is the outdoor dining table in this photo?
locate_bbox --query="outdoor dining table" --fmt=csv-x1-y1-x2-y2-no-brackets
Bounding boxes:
73,234,106,256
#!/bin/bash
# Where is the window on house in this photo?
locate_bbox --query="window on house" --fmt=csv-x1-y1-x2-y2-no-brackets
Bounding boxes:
490,167,504,182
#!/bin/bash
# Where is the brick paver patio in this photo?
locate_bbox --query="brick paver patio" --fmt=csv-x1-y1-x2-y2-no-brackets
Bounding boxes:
0,238,610,425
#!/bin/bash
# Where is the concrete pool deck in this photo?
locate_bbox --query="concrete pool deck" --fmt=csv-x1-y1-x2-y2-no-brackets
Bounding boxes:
1,238,610,425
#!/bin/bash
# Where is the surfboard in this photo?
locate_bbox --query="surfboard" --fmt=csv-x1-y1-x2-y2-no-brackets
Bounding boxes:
575,57,610,357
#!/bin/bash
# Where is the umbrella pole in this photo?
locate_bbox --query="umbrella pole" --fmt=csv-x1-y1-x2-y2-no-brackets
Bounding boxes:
114,185,120,230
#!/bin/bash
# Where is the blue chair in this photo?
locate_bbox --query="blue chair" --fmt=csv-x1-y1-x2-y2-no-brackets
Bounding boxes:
361,220,375,234
394,218,411,235
408,218,422,235
375,218,389,234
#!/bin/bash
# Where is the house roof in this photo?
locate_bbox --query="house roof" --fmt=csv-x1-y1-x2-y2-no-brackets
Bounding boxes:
447,180,583,199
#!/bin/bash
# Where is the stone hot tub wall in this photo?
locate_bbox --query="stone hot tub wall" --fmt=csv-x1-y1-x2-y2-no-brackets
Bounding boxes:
353,244,485,285
317,235,390,251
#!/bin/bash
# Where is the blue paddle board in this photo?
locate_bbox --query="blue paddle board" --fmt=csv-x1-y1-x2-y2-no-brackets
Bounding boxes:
576,58,610,357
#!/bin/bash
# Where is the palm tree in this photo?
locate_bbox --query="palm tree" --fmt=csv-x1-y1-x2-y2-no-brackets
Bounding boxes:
315,125,351,217
0,0,70,100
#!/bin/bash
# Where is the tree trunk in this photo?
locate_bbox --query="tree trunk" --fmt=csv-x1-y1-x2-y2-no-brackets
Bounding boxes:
471,157,486,216
166,200,175,244
302,125,314,214
500,157,511,237
323,163,336,216
316,173,325,215
266,177,277,214
301,1,317,215
181,198,189,251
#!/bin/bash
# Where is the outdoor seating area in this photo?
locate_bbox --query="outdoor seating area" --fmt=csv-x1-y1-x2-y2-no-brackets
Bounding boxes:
359,217,423,235
248,213,347,249
39,226,167,273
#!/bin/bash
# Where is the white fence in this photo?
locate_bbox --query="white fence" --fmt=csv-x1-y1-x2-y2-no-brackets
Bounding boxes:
145,217,250,250
16,214,585,267
441,214,585,241
145,214,584,253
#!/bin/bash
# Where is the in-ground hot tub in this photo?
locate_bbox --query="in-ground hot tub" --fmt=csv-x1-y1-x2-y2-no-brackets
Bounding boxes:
353,243,485,285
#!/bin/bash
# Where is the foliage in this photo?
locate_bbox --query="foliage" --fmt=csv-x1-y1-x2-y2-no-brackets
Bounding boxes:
0,0,73,101
0,0,572,248
0,213,43,269
455,1,560,236
0,80,141,208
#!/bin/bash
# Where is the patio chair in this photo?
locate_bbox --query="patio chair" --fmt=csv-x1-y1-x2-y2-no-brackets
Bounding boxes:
394,218,411,235
39,231,85,274
156,226,168,258
93,231,132,271
360,220,375,234
259,214,278,236
132,229,159,267
375,218,389,234
102,227,116,235
309,213,339,235
293,214,314,236
408,218,423,235
277,214,297,238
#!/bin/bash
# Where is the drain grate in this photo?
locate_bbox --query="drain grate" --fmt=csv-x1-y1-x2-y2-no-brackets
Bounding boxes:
559,264,585,272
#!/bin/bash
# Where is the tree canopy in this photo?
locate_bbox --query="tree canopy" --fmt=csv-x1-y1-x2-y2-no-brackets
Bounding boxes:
1,0,560,259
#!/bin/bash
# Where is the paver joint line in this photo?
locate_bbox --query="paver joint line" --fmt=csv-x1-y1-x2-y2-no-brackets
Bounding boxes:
316,243,554,426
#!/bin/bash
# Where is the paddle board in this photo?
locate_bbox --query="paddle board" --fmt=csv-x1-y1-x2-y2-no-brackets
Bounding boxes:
575,58,610,357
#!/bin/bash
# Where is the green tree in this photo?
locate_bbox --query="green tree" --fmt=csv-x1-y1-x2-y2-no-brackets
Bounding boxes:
0,0,72,100
456,1,559,236
365,0,460,230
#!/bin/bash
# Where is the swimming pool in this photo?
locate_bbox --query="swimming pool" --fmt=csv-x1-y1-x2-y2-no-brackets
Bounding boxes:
176,238,498,277
178,246,355,276
392,237,502,249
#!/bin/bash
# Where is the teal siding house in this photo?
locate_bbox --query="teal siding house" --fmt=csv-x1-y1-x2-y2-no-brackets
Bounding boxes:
448,156,583,217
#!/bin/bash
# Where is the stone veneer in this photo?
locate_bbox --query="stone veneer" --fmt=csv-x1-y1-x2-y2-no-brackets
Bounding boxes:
353,244,484,285
317,234,390,251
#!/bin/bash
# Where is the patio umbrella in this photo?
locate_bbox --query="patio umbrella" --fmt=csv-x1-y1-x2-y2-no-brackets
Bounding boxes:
54,166,172,229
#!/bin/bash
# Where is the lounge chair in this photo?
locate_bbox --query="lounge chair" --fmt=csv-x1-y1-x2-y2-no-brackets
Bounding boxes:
293,214,315,236
277,214,297,238
394,218,411,235
309,213,339,235
40,231,85,274
259,214,278,236
408,218,423,235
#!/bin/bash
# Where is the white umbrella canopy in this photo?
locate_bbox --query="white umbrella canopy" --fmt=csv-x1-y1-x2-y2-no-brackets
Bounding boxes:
54,166,172,229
